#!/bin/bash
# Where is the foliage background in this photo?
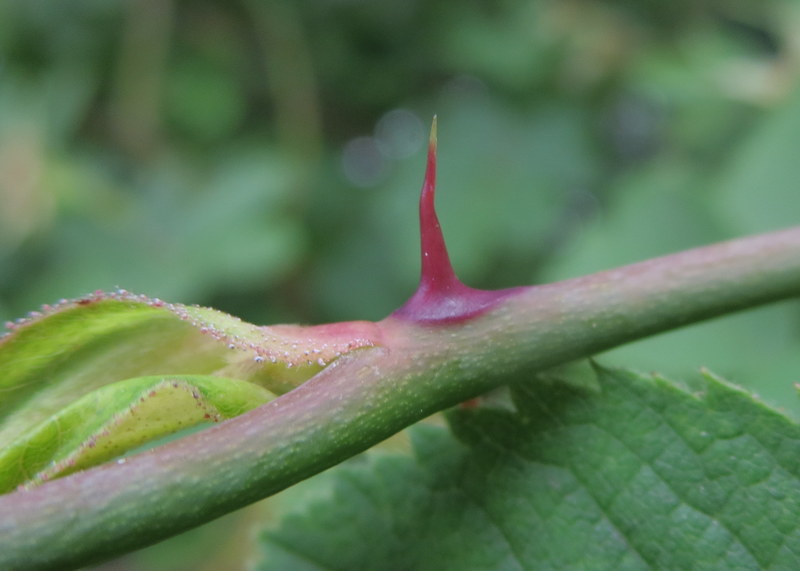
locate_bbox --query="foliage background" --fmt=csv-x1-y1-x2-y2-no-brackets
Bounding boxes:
1,1,799,568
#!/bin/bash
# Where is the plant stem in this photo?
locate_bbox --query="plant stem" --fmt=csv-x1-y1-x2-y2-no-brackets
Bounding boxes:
1,227,799,569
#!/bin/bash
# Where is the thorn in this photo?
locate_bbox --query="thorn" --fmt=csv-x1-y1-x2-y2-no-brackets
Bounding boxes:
418,115,459,295
392,116,524,324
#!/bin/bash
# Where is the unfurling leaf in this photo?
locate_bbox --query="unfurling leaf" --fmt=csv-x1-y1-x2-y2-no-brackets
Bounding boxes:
0,290,381,491
0,375,275,493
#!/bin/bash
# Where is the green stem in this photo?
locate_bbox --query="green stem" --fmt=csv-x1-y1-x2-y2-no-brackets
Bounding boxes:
2,227,799,570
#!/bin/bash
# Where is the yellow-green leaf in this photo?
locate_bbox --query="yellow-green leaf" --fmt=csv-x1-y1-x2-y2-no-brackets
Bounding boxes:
0,291,381,492
0,374,275,493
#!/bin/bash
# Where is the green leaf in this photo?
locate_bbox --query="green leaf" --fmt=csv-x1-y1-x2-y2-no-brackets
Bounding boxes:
255,365,800,570
0,295,229,448
0,292,378,429
0,291,381,492
0,374,275,493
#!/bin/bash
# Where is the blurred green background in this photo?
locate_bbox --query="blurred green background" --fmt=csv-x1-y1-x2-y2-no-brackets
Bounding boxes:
2,0,800,567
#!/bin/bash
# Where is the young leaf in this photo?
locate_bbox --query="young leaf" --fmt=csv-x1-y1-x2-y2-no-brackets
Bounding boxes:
0,295,229,448
0,374,275,493
255,365,800,570
0,291,380,433
0,290,381,492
